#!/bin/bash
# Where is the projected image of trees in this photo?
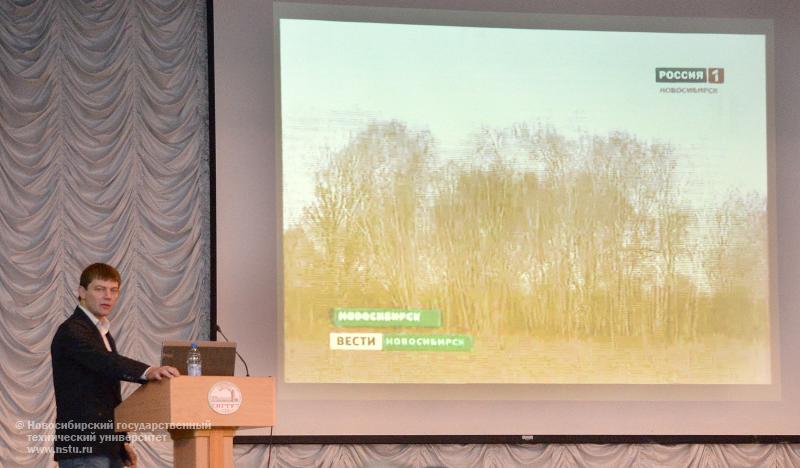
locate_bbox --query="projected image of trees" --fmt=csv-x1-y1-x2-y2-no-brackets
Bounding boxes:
283,120,769,384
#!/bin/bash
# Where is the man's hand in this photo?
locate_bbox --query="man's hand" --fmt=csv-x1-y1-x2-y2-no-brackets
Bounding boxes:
123,442,138,467
145,365,180,381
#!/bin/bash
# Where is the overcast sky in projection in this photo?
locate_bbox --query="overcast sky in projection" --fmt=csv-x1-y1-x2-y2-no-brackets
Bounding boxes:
279,19,767,227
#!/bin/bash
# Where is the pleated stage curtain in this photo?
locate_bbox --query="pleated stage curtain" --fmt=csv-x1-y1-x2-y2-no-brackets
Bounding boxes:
233,442,800,467
0,0,210,466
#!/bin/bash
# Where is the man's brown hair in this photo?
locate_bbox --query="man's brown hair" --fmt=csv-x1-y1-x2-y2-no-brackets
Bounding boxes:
79,263,121,289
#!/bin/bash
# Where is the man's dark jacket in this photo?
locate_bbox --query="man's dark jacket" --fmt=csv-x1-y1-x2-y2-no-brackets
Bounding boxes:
50,307,150,461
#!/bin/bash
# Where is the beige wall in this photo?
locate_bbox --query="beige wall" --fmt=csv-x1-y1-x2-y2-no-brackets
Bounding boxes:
213,0,800,436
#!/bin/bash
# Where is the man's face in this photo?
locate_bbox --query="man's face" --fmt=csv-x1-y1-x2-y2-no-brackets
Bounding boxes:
78,278,120,319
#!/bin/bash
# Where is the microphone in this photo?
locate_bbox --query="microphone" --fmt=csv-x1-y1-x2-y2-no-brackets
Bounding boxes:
215,325,251,377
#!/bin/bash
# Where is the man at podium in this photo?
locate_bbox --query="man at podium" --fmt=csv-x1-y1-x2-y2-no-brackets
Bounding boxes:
51,263,180,467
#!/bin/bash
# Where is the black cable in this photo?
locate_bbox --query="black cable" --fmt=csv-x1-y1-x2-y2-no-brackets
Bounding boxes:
215,325,251,376
266,425,274,467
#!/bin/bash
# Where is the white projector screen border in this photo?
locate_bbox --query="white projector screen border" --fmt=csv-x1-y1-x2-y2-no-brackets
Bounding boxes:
212,0,800,437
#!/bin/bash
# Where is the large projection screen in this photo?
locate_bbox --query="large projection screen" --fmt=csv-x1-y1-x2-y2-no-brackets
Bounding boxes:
213,0,800,437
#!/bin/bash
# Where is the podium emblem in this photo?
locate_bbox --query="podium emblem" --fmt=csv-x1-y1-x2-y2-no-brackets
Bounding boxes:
208,381,243,414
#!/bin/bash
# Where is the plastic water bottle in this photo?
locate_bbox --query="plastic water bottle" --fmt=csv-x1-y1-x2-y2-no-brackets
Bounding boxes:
187,342,202,376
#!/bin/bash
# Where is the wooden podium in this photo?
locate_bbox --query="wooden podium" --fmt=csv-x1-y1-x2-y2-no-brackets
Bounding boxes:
115,376,275,468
